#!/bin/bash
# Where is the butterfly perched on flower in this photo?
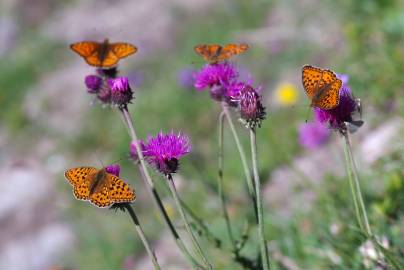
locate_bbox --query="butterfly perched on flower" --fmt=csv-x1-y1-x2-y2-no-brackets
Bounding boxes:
302,65,342,110
194,43,250,64
70,39,137,68
64,166,135,208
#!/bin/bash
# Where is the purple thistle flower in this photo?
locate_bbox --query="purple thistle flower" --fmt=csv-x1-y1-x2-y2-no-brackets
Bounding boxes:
85,75,103,93
229,83,266,129
314,77,359,131
129,140,145,161
108,77,133,108
143,130,191,175
97,84,111,104
194,62,238,92
298,120,331,150
106,164,120,177
177,67,196,89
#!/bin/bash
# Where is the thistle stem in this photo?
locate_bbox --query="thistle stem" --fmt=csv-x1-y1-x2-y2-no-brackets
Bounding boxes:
167,174,213,270
343,130,372,235
120,107,205,270
222,104,257,214
218,110,236,249
124,204,161,270
250,129,270,270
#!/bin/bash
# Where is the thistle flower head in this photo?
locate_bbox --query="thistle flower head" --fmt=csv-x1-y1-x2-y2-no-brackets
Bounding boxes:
298,120,331,150
143,130,191,175
194,62,238,91
85,74,103,93
108,77,133,108
105,164,120,177
229,83,266,129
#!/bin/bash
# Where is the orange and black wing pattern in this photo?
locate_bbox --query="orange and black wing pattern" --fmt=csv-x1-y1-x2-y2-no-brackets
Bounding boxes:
70,40,137,68
70,41,102,66
194,43,249,64
302,65,342,110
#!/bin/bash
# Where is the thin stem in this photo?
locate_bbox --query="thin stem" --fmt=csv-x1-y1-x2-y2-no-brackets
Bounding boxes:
218,110,236,249
180,198,222,248
222,104,257,215
120,107,205,270
344,131,372,235
124,204,161,270
342,136,364,231
167,174,213,270
250,129,270,270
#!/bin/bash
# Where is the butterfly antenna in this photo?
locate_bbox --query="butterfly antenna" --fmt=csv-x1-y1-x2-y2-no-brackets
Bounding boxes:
94,150,105,168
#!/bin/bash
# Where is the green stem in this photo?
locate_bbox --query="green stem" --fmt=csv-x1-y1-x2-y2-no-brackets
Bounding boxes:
342,136,364,231
250,129,270,270
343,131,372,235
222,104,257,215
167,174,213,270
218,110,236,249
124,204,161,270
180,199,222,248
120,107,205,270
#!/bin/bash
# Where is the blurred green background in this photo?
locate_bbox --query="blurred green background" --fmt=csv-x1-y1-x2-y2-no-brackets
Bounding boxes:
1,0,403,269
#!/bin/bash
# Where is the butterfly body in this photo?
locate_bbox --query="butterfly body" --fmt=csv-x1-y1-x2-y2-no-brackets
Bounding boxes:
302,65,342,110
70,39,137,68
194,43,249,64
64,166,135,208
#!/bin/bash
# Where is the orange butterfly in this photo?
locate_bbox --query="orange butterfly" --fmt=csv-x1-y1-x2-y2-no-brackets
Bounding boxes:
194,43,250,64
302,65,342,110
64,166,135,208
70,39,137,68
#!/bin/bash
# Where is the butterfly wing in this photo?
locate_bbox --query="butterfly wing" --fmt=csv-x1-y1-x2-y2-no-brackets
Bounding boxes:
194,44,222,63
64,167,98,200
64,167,97,186
302,65,323,98
100,50,119,67
70,41,102,67
90,186,113,208
110,42,137,58
107,174,136,203
218,43,249,62
313,78,342,109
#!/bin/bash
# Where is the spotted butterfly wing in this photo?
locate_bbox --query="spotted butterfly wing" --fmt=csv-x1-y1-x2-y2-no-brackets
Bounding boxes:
218,43,249,62
302,65,342,110
194,44,222,63
194,43,249,64
64,167,97,200
70,40,137,68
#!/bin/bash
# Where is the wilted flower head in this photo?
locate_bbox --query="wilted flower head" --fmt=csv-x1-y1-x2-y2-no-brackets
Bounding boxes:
194,62,238,91
143,130,191,175
85,74,103,93
177,67,196,89
298,120,331,150
314,74,361,132
229,83,266,129
274,82,299,106
106,164,120,177
108,77,133,108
